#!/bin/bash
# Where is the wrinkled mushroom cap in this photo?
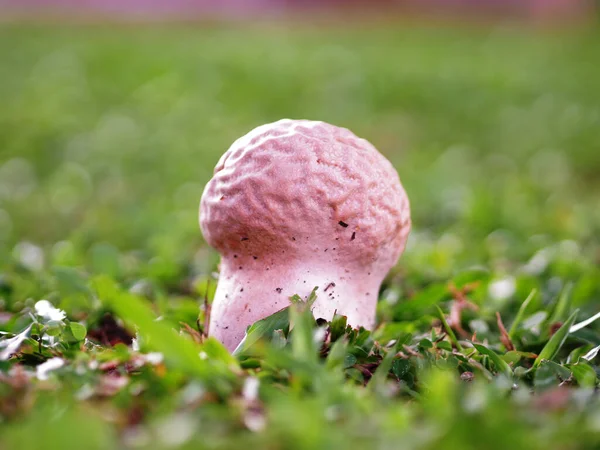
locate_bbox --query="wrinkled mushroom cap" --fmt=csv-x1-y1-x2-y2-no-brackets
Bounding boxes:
200,119,410,274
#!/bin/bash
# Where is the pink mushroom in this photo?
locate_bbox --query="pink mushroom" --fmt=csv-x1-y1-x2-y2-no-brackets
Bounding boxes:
199,119,411,351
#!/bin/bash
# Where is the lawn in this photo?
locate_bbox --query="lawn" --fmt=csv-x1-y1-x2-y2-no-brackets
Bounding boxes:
1,22,600,450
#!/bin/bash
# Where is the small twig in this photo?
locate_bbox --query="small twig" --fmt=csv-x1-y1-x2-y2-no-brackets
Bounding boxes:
496,312,515,351
354,364,377,385
202,279,212,339
434,333,447,343
447,282,480,338
402,345,422,358
181,322,203,345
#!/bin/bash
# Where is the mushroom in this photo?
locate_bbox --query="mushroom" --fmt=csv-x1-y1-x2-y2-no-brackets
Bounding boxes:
199,119,411,350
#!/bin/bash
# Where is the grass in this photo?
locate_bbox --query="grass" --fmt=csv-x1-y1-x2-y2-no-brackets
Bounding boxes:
1,21,600,450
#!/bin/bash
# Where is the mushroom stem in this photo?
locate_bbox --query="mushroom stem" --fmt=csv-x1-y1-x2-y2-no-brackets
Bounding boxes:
209,258,380,351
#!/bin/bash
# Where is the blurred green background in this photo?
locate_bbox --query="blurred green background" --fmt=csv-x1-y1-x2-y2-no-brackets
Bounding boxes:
2,24,599,269
1,20,600,450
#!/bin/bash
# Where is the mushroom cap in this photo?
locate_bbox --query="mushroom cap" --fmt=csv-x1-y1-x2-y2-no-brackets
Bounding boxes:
200,119,410,273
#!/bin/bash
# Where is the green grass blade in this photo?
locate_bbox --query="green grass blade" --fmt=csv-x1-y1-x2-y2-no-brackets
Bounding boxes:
548,282,572,325
435,305,463,352
93,276,216,382
368,343,399,394
233,307,290,356
568,363,598,388
290,298,318,365
533,309,579,369
473,343,513,379
509,289,536,340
